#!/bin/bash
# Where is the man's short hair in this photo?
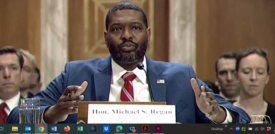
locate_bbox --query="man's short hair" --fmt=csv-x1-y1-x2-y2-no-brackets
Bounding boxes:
215,52,237,73
34,67,41,83
105,0,148,30
236,47,269,72
18,49,36,69
0,46,24,69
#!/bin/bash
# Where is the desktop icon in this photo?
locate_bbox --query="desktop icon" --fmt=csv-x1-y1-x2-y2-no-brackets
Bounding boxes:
142,125,149,132
103,125,109,132
241,127,246,131
38,126,44,132
77,126,83,132
248,127,252,131
25,126,31,132
156,126,162,131
129,126,136,133
267,127,271,131
90,126,96,132
12,126,18,131
116,125,123,132
235,126,240,131
64,126,70,132
51,126,57,132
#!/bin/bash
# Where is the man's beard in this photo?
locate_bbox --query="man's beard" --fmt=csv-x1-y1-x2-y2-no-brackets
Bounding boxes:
107,40,148,64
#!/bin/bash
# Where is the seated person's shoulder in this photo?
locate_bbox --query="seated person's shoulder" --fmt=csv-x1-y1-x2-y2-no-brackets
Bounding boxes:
267,102,275,111
153,61,195,78
65,58,106,70
154,61,193,71
68,58,104,66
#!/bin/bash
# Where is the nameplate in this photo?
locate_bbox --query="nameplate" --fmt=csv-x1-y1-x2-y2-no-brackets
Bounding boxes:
87,104,176,123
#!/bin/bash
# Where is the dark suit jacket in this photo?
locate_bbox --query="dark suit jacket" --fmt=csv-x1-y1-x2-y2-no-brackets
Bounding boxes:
266,102,275,124
7,56,251,124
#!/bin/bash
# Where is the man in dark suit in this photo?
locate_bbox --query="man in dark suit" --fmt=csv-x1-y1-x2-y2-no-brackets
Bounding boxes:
29,67,42,95
215,52,240,103
0,46,24,124
7,1,250,124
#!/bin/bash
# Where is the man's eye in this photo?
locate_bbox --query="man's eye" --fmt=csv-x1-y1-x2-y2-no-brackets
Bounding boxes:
132,26,140,30
113,27,122,31
219,71,227,75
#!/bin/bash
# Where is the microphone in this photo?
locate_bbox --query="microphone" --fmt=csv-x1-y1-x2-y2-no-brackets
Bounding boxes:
137,62,154,102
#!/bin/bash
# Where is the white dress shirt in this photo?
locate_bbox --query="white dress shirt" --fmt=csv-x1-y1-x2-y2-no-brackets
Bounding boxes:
220,92,240,102
0,92,20,115
109,57,151,102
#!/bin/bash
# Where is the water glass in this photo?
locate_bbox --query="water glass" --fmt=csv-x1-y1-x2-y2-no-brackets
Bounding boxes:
19,98,40,124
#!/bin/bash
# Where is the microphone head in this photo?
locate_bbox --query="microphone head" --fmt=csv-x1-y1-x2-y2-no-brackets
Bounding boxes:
137,62,144,70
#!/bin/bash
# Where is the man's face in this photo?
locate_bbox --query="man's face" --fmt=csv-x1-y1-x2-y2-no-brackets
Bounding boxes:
0,53,21,100
104,9,151,64
29,72,42,94
20,55,35,90
216,58,239,98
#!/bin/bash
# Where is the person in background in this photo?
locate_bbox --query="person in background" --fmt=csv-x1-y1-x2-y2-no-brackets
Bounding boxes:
0,46,24,123
29,67,42,95
233,47,275,124
215,52,240,103
18,49,36,98
7,0,251,124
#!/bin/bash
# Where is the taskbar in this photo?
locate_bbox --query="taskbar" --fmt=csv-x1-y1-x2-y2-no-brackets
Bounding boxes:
0,124,274,134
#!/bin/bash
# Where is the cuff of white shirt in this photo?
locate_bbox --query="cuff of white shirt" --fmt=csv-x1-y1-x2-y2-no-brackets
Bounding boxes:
40,110,47,124
40,106,53,124
210,106,232,124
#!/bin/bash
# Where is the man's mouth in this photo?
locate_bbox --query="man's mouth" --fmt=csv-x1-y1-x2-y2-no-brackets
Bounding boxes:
120,43,137,52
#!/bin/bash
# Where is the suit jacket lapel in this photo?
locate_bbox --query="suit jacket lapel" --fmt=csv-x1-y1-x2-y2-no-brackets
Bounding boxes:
146,57,166,102
94,56,112,101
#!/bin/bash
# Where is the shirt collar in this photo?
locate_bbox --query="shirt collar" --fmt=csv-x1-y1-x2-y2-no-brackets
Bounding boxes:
111,57,147,84
219,92,239,101
0,92,20,111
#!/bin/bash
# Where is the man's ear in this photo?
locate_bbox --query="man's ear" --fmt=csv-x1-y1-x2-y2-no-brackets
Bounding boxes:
146,27,151,42
38,82,42,91
104,31,109,47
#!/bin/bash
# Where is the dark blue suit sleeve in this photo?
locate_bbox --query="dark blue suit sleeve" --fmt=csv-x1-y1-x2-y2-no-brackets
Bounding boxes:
187,65,251,124
6,63,70,124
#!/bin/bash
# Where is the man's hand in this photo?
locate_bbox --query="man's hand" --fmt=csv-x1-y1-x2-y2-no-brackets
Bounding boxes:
43,81,88,123
190,78,226,123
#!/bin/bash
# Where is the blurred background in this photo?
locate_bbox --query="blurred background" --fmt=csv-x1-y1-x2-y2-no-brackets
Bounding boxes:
0,0,274,103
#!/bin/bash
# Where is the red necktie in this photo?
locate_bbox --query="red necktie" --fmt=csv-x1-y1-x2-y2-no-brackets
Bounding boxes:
120,72,136,101
0,103,8,124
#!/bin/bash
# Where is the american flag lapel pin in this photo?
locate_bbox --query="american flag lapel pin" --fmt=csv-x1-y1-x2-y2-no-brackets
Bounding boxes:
157,79,165,84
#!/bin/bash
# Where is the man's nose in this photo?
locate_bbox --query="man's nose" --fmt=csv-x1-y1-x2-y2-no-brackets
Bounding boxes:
3,68,11,78
226,73,233,81
121,28,133,40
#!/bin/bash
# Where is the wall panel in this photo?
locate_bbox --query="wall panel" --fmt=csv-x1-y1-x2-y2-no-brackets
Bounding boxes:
196,0,275,103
